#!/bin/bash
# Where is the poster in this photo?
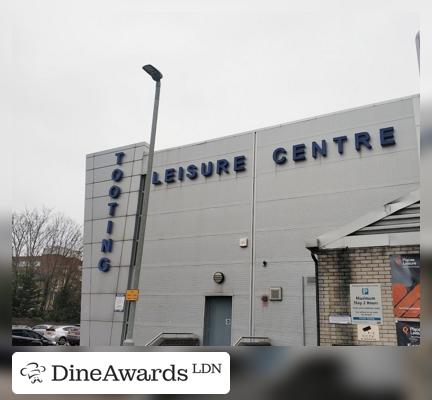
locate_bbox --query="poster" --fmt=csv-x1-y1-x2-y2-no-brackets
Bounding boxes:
390,254,420,318
350,284,383,324
396,321,420,346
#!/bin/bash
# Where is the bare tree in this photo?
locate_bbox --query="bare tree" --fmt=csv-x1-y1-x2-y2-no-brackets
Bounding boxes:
12,208,52,268
38,213,82,312
12,208,83,319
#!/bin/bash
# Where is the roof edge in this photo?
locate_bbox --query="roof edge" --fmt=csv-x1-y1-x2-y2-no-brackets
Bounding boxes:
307,189,420,250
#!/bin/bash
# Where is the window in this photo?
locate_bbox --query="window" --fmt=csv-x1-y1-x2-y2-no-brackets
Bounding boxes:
26,330,42,339
64,327,75,332
17,260,41,268
13,329,30,337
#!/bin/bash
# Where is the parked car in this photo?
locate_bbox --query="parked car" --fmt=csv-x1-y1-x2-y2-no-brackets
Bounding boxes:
52,326,79,345
12,328,56,346
43,326,58,342
32,324,57,341
66,327,80,346
32,324,52,335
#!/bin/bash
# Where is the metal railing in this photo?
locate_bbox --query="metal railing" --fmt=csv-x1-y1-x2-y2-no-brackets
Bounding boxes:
146,332,200,346
234,336,271,346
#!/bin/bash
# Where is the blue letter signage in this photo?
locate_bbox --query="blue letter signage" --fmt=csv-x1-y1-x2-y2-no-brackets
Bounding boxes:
152,155,247,186
98,152,126,272
273,127,395,166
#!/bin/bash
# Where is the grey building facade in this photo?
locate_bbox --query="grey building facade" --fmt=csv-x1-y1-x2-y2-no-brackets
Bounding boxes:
81,94,420,346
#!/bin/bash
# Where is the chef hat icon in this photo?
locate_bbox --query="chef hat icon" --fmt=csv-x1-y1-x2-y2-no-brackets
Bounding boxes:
20,362,46,383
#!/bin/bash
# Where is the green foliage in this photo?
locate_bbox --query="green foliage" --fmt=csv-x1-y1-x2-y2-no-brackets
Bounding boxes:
49,283,81,323
12,268,42,318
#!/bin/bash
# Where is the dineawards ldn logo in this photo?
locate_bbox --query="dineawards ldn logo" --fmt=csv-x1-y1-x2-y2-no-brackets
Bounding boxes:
20,362,47,383
12,352,230,394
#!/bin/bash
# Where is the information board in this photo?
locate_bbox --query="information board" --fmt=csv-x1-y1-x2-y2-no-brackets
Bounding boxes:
350,283,383,324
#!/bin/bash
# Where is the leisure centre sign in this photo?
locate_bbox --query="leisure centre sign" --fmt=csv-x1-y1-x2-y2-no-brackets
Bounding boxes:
151,127,396,185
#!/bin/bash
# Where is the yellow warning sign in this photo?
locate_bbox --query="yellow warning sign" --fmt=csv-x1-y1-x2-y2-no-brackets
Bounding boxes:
125,289,139,301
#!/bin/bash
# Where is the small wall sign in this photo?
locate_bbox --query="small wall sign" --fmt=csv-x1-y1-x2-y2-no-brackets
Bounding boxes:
357,324,380,341
114,294,125,312
125,289,139,301
329,315,351,324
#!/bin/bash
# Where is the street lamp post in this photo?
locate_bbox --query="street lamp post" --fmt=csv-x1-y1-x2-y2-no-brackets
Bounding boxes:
122,65,163,346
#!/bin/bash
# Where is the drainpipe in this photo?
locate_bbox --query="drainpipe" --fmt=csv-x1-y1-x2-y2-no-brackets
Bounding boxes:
310,250,321,346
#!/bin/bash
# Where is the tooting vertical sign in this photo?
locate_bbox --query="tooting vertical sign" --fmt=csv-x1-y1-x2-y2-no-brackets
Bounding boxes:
97,152,126,272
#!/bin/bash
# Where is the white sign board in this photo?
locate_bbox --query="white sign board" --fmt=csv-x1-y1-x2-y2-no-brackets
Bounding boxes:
357,324,380,341
114,294,125,312
350,283,383,324
329,315,351,324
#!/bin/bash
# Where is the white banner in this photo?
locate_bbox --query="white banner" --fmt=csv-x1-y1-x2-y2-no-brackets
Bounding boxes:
12,352,230,394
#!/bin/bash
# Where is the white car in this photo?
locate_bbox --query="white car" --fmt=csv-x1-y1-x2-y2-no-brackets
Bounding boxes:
32,324,53,335
33,325,58,342
52,326,79,345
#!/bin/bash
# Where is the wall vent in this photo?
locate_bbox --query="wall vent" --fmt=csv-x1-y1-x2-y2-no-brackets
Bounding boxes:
269,287,282,301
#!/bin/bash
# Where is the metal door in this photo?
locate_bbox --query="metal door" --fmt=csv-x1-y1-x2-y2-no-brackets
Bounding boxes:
302,276,317,345
203,296,232,346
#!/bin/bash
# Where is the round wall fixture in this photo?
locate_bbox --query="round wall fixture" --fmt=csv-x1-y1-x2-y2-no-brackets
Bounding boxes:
213,271,225,284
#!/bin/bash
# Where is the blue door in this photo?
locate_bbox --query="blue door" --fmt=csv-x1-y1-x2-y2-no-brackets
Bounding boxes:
203,296,232,346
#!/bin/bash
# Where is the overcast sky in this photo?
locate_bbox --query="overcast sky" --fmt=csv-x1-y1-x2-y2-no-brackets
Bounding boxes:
10,1,420,224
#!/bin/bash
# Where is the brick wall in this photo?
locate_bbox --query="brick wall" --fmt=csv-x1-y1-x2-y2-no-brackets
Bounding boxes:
317,245,419,346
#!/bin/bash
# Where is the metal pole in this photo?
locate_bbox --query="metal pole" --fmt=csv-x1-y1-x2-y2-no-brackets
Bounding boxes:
123,79,161,346
249,131,257,337
301,276,306,346
310,251,321,346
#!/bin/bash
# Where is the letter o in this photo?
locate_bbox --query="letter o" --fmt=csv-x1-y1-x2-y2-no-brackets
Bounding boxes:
109,185,121,199
111,168,124,182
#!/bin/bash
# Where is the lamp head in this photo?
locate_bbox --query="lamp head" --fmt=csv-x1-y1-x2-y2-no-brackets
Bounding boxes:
142,64,163,81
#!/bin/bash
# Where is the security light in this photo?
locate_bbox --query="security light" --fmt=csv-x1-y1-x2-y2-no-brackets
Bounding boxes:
213,272,225,284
